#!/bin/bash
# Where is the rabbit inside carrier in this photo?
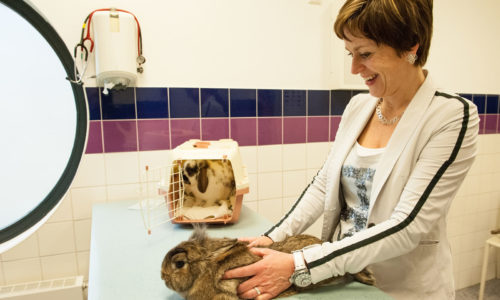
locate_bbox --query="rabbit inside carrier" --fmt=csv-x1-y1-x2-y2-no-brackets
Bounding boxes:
161,225,375,300
171,159,237,221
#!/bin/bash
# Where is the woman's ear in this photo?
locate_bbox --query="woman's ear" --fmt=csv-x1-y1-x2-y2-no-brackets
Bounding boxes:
410,43,419,55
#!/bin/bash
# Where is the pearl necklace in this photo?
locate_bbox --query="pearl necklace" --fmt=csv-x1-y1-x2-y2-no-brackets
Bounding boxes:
375,98,400,125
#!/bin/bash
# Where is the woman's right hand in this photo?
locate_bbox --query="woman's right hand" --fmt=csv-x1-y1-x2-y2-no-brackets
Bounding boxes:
239,236,273,248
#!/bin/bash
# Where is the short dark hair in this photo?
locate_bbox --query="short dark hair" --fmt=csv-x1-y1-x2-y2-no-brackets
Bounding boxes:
334,0,433,66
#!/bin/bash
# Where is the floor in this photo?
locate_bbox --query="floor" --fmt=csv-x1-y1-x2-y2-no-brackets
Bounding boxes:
456,279,500,300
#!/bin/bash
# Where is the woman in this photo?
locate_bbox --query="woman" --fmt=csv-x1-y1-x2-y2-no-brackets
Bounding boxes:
224,0,478,299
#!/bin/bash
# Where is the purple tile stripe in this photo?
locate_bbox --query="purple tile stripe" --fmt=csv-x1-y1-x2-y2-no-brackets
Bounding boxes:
138,119,170,151
170,119,201,149
283,117,306,144
102,120,138,152
307,116,329,143
202,118,229,141
330,116,341,142
258,117,282,145
478,115,486,135
86,121,103,154
231,118,257,146
485,115,498,134
83,88,499,154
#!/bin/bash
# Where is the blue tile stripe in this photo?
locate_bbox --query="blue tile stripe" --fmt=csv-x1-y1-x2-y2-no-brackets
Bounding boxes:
85,87,499,153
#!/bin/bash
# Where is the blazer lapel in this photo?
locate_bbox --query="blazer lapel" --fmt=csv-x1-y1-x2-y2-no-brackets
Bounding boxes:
368,75,437,215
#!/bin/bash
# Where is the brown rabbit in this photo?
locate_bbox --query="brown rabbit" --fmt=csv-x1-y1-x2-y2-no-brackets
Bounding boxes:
161,225,375,299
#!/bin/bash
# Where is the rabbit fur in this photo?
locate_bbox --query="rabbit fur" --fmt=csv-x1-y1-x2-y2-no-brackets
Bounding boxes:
181,160,235,208
161,225,375,300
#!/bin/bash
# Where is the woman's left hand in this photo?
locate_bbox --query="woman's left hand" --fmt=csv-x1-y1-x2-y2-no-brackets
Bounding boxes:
223,247,295,299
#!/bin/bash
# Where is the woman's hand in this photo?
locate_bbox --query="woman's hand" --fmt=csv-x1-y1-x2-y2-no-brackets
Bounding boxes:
238,236,274,248
223,248,295,300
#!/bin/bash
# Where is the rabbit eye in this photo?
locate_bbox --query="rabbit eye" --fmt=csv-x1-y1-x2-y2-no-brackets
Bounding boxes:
175,261,185,269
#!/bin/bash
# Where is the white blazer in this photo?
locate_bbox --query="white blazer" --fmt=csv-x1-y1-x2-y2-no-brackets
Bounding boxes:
265,74,479,300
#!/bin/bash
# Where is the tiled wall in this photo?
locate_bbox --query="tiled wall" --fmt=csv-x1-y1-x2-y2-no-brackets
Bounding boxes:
86,87,500,153
1,89,499,291
85,87,357,152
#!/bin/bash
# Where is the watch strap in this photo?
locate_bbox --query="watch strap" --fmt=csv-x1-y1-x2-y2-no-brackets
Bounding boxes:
292,250,307,271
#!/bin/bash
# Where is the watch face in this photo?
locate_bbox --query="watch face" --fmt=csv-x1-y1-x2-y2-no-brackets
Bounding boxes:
294,272,312,287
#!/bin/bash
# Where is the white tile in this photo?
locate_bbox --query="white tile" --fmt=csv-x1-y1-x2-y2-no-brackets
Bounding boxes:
76,251,90,281
459,249,483,270
258,172,283,200
485,262,496,281
306,142,330,169
258,198,283,223
104,152,140,185
481,154,497,174
40,253,78,280
451,254,460,275
72,154,106,187
480,135,500,154
257,145,282,173
447,217,461,238
487,192,500,210
138,150,172,184
37,222,75,256
1,233,39,261
283,170,307,197
488,210,499,229
474,212,491,232
74,219,92,252
282,144,306,171
138,150,171,171
239,146,258,174
461,185,480,210
457,232,477,253
306,168,319,183
453,272,460,289
0,262,4,285
245,173,258,202
487,244,497,265
458,174,480,198
48,193,73,223
449,195,467,218
107,183,141,202
457,266,482,289
449,236,461,255
478,173,495,194
476,135,486,156
466,155,481,176
71,186,107,219
3,258,42,284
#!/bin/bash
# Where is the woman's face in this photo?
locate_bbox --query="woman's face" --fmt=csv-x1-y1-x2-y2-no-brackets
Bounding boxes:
344,31,410,99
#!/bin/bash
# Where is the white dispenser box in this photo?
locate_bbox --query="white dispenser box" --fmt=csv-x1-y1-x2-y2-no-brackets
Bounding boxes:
92,10,137,90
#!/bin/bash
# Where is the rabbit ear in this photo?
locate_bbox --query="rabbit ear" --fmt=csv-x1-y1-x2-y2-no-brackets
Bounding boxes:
213,241,247,263
197,161,209,193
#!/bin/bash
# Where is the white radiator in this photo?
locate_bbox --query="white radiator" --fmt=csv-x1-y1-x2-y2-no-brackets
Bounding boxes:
0,276,84,300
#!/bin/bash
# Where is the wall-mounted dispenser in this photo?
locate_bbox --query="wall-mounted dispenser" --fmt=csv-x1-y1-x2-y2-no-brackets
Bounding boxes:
72,8,145,95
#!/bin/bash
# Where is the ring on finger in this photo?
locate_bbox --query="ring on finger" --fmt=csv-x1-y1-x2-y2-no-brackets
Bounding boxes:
254,287,261,296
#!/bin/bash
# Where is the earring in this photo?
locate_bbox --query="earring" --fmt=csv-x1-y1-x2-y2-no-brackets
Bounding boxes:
407,53,418,64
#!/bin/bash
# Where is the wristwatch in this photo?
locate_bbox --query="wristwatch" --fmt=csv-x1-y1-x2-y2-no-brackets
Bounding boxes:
289,250,312,287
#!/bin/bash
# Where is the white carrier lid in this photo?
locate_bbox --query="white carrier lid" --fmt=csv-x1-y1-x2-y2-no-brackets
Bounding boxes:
171,139,249,193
